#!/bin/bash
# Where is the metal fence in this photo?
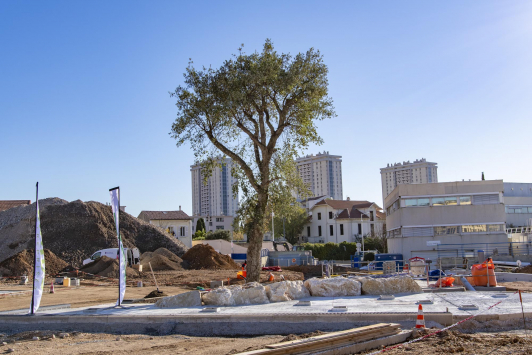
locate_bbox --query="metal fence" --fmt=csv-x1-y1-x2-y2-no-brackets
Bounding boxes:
436,241,532,258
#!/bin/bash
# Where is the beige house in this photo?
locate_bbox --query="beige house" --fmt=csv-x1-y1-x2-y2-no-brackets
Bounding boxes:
303,198,386,244
138,208,193,248
385,180,507,260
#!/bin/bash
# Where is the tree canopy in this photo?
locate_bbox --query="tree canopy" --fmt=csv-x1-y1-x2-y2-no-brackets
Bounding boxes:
170,39,335,281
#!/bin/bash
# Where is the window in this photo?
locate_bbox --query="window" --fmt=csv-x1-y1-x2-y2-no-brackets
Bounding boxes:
307,226,311,237
459,196,471,205
370,224,374,235
488,224,504,232
370,211,374,221
462,225,487,233
330,225,334,236
318,213,322,220
329,211,333,219
180,226,186,236
432,197,445,206
340,224,344,235
216,226,224,230
91,252,101,260
318,226,322,236
418,198,430,206
405,198,429,207
434,226,458,235
358,224,362,235
405,199,417,207
216,217,224,222
167,226,175,236
444,197,457,205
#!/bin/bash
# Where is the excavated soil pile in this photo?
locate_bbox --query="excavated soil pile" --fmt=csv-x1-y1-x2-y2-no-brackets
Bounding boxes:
514,265,532,273
182,244,239,270
79,256,139,278
281,331,325,342
140,248,189,271
0,249,68,277
0,198,188,266
144,290,168,298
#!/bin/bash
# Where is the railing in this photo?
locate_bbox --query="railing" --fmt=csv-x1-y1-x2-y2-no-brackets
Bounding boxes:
506,227,532,234
436,242,532,258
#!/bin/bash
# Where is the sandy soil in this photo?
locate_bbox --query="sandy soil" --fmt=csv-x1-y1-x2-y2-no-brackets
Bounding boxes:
0,330,285,355
498,281,532,293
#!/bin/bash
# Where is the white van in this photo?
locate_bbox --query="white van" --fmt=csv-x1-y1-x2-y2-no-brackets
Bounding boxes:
83,247,140,266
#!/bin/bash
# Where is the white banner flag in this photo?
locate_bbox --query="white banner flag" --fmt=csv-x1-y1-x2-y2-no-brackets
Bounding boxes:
109,187,126,306
30,182,45,314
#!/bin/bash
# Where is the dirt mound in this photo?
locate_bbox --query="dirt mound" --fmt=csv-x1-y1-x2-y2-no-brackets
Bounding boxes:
514,265,532,273
0,198,188,266
0,249,68,277
281,330,325,342
79,256,139,278
144,290,167,298
140,248,188,271
182,244,239,270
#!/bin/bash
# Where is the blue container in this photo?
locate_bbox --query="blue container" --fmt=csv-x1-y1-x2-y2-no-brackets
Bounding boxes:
374,253,404,270
350,255,360,268
231,253,247,260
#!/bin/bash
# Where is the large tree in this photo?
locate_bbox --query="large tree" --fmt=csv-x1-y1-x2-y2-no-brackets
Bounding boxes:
170,40,335,281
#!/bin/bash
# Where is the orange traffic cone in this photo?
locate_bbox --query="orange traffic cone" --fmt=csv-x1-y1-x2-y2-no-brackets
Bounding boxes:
416,304,425,328
50,283,55,294
268,272,274,282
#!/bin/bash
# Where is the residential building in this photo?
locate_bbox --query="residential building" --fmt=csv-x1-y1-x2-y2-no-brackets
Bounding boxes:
380,158,438,201
0,200,31,212
385,180,507,260
303,198,386,244
300,195,328,214
296,152,343,200
191,158,239,217
192,215,234,233
504,182,532,228
137,207,193,248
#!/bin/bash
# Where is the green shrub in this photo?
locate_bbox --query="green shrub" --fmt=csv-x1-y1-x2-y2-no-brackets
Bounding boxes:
302,242,357,261
205,230,231,241
193,230,206,240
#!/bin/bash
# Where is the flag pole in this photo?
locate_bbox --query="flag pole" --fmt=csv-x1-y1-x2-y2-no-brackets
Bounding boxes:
31,182,38,315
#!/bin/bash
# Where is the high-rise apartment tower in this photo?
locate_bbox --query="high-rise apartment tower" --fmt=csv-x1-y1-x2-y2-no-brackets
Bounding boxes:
191,158,239,217
380,158,438,200
296,151,343,200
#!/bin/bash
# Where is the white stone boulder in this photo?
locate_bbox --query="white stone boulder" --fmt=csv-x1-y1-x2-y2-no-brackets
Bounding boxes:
354,275,423,295
266,281,310,302
202,282,269,306
304,277,361,297
154,291,202,308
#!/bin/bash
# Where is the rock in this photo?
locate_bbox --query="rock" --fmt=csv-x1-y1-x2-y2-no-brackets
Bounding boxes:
58,333,69,339
304,277,361,297
154,291,202,308
266,281,310,302
51,334,55,339
232,282,269,305
32,337,39,341
7,348,14,353
354,275,422,295
116,337,121,341
1,342,7,345
202,286,234,306
202,282,269,306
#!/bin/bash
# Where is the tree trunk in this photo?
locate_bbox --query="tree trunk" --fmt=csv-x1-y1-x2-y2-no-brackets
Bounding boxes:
246,192,268,282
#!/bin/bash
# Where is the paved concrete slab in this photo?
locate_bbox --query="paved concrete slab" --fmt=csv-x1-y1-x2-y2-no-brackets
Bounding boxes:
0,292,530,336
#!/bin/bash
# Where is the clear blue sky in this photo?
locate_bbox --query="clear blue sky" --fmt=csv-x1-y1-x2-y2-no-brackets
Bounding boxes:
1,1,531,216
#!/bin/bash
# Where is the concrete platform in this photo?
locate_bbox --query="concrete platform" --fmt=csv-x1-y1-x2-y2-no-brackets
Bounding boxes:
1,291,530,336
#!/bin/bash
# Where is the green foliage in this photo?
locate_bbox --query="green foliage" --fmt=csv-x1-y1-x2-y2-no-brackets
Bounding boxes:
196,218,206,233
363,252,375,261
170,39,335,281
205,230,231,241
193,230,206,240
363,235,388,253
302,242,357,261
271,205,310,244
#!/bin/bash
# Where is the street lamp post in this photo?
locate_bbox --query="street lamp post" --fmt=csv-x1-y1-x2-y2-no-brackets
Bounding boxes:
272,211,275,241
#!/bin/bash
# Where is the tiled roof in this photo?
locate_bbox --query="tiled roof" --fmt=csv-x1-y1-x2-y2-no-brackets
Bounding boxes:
336,207,369,219
138,210,192,221
314,199,376,210
0,200,31,212
376,211,386,219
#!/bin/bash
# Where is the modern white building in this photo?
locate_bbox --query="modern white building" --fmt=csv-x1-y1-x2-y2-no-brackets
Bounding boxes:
296,151,343,200
302,198,386,244
385,180,507,260
504,182,532,228
380,158,438,201
191,158,239,217
137,208,193,248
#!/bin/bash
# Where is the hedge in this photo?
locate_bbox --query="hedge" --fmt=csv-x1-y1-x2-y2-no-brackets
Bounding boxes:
301,242,357,261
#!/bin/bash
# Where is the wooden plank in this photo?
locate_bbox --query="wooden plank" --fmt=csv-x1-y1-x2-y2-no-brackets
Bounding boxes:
266,323,399,349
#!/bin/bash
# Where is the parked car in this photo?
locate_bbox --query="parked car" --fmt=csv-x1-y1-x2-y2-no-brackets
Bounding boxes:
82,247,140,266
